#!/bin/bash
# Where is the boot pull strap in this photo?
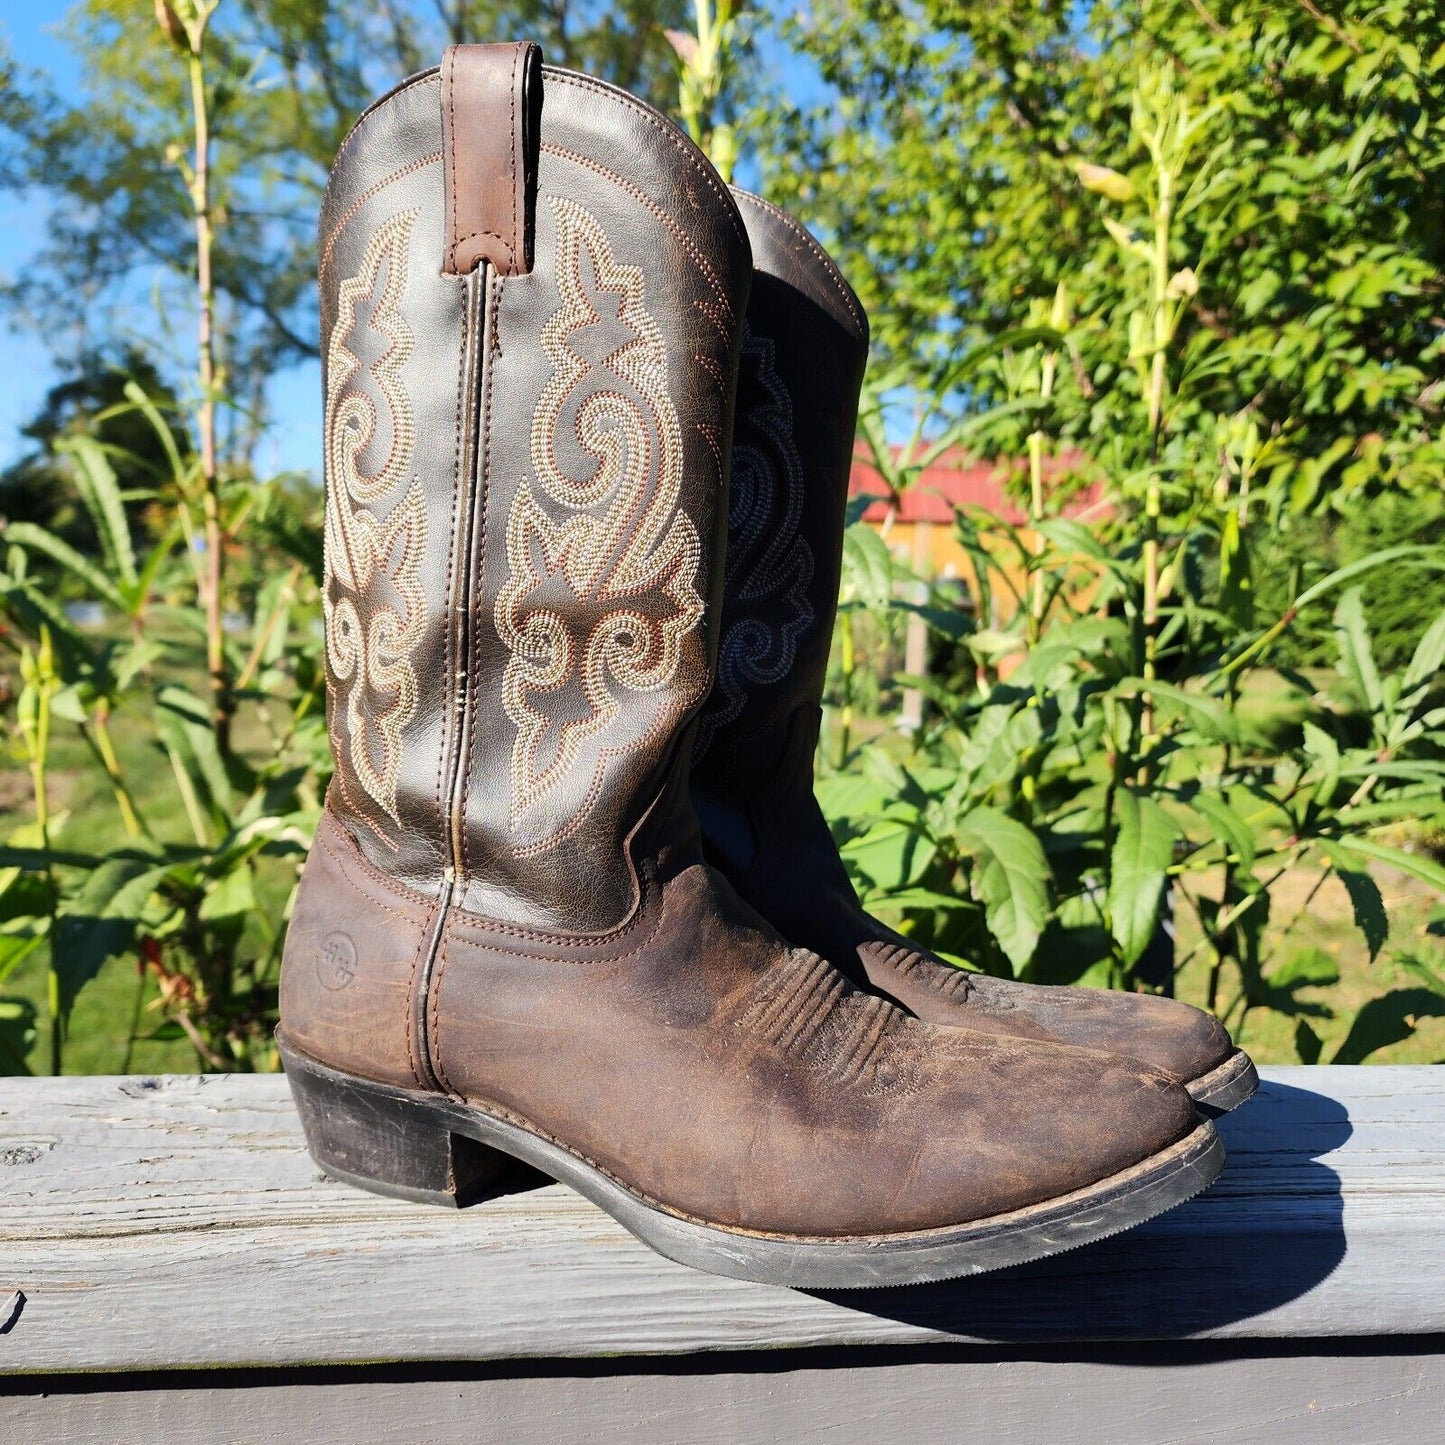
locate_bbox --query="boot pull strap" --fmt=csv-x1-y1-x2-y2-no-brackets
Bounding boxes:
441,42,543,277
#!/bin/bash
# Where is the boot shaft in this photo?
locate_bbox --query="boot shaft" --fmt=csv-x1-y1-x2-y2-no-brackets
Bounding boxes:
690,194,869,827
319,46,751,932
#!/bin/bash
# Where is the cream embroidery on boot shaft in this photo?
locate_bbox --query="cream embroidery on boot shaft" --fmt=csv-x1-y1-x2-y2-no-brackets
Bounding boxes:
323,209,427,837
693,323,813,760
496,197,704,854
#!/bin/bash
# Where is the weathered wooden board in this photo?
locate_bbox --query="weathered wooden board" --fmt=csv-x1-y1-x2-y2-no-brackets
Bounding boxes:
0,1067,1442,1375
5,1345,1445,1445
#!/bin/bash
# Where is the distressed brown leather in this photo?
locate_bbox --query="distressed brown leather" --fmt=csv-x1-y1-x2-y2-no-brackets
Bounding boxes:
441,43,542,275
691,192,1233,1087
282,56,1200,1241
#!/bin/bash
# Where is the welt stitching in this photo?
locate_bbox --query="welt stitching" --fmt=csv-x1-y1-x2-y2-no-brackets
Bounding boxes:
733,190,865,333
318,151,442,288
547,71,747,248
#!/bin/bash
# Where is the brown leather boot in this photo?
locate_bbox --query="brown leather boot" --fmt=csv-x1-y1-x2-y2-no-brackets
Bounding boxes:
278,44,1223,1287
690,190,1256,1117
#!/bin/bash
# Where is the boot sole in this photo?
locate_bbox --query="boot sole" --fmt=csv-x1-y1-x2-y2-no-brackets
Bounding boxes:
1187,1048,1258,1116
277,1030,1225,1289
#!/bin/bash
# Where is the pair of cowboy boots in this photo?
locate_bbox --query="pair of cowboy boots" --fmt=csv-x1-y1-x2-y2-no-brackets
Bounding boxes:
278,43,1252,1288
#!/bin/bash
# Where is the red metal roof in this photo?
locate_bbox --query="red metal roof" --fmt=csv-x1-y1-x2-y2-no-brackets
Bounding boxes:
848,446,1106,525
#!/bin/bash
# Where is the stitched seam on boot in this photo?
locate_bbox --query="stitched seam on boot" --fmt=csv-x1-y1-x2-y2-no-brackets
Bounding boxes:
731,191,865,333
320,815,439,911
403,900,440,1090
328,74,441,183
434,269,471,873
539,143,735,332
318,151,442,288
544,72,746,249
319,821,431,925
460,271,503,886
430,912,459,1098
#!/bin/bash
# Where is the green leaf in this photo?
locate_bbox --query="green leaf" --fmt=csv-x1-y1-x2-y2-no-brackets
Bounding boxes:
1330,989,1445,1065
1188,792,1256,869
1334,586,1384,714
155,683,234,822
839,522,895,609
3,523,128,612
51,850,171,1017
1301,721,1341,810
1217,508,1254,629
1115,679,1239,742
1107,790,1179,967
1293,545,1445,610
197,863,256,922
840,820,935,894
56,435,138,594
955,807,1051,972
1325,836,1445,894
1401,608,1445,701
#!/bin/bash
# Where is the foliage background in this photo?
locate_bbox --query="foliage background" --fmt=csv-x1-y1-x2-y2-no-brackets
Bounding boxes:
0,0,1441,1075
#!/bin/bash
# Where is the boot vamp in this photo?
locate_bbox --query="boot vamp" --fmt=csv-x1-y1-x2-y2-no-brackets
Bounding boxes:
714,773,1233,1090
857,936,1233,1087
434,864,1196,1238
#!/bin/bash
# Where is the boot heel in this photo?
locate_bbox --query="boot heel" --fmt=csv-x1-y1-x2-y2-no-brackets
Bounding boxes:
278,1032,525,1207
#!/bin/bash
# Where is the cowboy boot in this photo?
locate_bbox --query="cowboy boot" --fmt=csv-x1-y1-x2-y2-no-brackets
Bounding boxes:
690,190,1257,1116
277,44,1222,1288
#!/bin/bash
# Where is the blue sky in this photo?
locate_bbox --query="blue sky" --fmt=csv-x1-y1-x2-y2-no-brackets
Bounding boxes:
0,4,822,479
0,2,322,477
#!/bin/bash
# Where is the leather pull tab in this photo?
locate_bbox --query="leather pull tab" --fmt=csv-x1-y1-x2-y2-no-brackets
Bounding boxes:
441,42,543,276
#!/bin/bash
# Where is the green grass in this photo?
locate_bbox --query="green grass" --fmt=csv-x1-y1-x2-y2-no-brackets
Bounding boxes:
1,625,302,1076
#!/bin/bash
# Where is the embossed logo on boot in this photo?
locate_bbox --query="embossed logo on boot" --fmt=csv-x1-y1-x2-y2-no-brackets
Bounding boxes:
317,932,358,991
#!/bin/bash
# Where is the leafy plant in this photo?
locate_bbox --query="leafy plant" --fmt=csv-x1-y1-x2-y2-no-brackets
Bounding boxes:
0,1,327,1073
818,63,1445,1059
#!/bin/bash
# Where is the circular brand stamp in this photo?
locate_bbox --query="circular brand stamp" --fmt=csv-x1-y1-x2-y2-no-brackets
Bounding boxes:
317,931,358,991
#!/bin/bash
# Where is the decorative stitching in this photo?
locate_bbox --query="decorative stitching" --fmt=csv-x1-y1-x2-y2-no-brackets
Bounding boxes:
539,143,736,334
545,71,747,250
318,151,443,289
493,198,704,857
323,210,428,840
693,323,814,761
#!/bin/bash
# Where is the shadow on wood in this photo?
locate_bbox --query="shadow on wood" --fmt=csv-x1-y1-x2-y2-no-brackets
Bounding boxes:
811,1078,1349,1338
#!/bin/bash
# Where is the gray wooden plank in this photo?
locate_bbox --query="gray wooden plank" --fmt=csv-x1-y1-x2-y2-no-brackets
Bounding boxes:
0,1067,1441,1373
4,1347,1444,1444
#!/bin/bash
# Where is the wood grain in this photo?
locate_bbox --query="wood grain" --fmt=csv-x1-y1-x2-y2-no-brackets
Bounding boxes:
0,1067,1441,1375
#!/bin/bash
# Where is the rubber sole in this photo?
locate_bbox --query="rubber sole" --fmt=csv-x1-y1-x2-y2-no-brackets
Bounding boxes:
1186,1048,1259,1116
277,1030,1226,1289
